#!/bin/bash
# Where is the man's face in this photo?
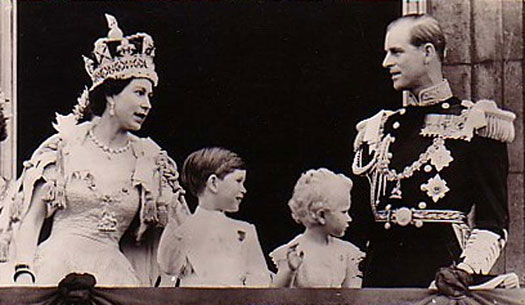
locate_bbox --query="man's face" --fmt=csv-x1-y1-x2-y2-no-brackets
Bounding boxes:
382,22,429,93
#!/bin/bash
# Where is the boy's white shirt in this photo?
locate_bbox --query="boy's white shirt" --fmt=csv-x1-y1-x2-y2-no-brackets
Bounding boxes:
158,207,271,287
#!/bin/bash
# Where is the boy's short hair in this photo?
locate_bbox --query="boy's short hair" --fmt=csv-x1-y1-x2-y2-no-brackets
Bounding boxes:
288,168,353,227
181,147,245,197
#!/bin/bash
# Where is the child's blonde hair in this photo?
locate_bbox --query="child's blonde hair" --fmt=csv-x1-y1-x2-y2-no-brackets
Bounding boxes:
288,168,353,227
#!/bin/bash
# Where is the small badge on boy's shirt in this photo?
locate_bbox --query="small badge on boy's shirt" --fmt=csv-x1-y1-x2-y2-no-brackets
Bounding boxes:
237,230,246,242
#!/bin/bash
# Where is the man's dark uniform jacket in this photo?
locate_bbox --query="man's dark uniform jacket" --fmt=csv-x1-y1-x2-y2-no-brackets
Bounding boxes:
351,80,515,288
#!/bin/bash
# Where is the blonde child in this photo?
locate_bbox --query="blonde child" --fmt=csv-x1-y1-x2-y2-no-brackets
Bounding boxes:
157,147,271,287
270,168,364,288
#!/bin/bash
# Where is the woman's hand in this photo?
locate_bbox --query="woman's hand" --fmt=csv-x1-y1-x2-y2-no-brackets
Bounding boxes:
13,265,36,286
14,272,35,285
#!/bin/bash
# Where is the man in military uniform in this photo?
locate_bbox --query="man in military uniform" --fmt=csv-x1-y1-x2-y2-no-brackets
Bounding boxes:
351,14,515,292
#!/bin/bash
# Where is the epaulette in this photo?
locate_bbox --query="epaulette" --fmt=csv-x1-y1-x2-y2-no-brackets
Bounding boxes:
421,100,515,143
353,109,395,152
466,100,516,143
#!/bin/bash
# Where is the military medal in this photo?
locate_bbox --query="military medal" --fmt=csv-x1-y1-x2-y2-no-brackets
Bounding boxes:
420,174,450,202
429,140,453,171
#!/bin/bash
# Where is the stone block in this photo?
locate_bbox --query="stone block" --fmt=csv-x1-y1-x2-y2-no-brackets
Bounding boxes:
472,62,503,103
504,61,523,173
429,0,471,64
473,0,503,62
505,173,524,278
509,121,523,174
404,0,426,15
504,61,523,115
502,0,523,61
443,64,471,100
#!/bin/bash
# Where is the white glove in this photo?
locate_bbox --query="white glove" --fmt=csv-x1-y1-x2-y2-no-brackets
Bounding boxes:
457,229,506,274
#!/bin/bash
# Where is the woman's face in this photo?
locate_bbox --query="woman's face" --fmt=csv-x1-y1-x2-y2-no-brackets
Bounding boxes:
109,78,153,131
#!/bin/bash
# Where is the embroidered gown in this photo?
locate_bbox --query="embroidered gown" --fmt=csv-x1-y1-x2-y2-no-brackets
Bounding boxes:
0,120,189,286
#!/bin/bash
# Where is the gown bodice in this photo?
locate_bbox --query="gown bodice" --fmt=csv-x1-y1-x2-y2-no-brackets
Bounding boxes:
0,120,190,286
34,139,144,286
51,144,140,245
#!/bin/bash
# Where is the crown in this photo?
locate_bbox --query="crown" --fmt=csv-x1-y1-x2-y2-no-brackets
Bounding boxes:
82,14,158,91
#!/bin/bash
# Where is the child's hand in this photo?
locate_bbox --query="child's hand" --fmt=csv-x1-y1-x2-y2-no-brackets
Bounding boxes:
168,187,191,225
287,244,304,272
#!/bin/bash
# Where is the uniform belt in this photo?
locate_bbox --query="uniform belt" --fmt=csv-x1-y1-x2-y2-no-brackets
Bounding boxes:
375,207,466,229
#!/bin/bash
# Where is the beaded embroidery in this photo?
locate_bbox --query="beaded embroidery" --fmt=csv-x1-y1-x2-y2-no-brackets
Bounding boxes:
88,128,131,157
98,210,118,232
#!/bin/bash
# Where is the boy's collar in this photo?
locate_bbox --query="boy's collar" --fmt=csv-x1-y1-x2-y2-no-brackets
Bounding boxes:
195,206,227,218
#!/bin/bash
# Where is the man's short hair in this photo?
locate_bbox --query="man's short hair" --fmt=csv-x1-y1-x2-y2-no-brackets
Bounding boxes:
288,168,353,228
181,147,245,197
388,14,446,62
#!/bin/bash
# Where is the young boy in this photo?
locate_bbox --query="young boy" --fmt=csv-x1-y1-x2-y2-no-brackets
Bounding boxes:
157,147,271,287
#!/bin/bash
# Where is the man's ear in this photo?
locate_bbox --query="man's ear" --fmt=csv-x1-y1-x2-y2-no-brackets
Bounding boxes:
206,174,219,193
422,42,437,64
315,209,326,225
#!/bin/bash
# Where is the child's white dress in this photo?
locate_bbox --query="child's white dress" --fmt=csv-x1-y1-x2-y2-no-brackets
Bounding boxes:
158,207,271,287
270,234,364,288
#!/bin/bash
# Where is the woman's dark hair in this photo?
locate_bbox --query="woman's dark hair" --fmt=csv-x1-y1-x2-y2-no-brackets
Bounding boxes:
81,78,133,121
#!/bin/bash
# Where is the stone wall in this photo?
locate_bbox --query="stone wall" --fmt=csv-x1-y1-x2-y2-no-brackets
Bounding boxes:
429,0,525,280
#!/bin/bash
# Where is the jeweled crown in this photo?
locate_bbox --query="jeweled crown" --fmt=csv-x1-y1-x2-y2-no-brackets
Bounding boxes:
83,14,158,90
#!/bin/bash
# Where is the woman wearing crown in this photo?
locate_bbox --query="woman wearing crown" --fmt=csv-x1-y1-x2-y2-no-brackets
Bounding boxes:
0,14,189,286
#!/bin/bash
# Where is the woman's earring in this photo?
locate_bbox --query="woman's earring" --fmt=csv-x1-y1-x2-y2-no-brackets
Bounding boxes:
109,101,115,116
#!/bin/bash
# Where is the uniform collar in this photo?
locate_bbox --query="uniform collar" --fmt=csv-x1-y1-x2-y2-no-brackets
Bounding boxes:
404,79,453,107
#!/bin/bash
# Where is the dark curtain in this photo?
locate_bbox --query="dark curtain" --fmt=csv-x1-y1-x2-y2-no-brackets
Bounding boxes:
17,0,400,267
